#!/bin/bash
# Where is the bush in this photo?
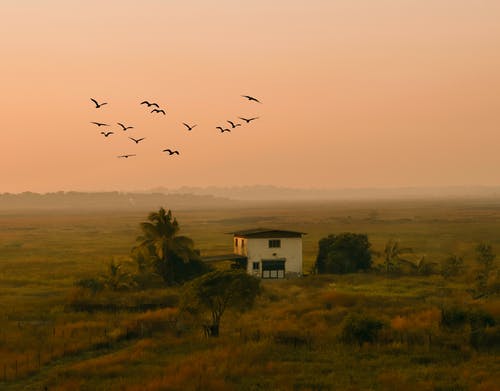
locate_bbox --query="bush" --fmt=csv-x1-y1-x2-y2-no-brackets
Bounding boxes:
315,233,373,274
75,278,104,294
341,313,385,346
440,306,469,330
441,255,464,278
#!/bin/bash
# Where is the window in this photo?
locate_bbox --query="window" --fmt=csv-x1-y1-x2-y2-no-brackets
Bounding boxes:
242,240,245,250
252,262,259,270
235,238,239,247
268,239,281,248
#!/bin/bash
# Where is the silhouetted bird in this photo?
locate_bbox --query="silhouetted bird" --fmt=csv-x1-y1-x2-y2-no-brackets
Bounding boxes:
91,98,107,108
117,154,136,158
91,122,109,127
239,116,259,123
163,149,180,155
183,123,197,131
151,109,166,115
219,128,231,133
129,137,145,144
227,120,241,128
100,131,114,137
140,101,159,108
117,123,134,131
242,95,261,103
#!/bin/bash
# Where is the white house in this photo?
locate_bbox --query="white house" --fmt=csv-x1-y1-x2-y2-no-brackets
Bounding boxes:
232,228,305,279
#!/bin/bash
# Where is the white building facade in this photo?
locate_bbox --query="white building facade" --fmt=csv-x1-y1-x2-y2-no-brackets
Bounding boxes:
232,229,305,279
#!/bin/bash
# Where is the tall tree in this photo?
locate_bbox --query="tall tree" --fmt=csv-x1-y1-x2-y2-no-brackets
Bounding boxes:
134,208,208,285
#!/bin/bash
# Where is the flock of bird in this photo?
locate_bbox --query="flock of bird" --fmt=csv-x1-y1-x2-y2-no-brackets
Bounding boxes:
89,96,261,159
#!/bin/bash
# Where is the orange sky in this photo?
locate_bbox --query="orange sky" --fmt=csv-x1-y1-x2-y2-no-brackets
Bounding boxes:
1,0,500,193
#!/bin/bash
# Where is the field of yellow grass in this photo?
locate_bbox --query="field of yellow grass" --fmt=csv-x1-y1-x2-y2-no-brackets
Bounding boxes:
1,199,499,390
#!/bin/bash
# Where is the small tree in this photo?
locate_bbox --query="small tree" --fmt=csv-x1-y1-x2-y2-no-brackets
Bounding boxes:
101,260,135,291
382,239,413,274
315,233,373,274
182,270,260,337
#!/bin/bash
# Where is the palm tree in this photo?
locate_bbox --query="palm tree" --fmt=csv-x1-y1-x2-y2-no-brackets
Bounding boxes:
101,259,134,291
396,255,439,275
134,208,203,285
382,239,413,274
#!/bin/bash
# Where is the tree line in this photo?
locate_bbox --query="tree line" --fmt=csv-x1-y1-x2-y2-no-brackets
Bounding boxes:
314,232,499,298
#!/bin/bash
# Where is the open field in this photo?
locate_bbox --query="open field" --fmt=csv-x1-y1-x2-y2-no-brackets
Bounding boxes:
0,198,499,390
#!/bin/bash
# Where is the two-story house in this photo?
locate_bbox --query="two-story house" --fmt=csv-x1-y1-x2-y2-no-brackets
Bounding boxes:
232,228,305,279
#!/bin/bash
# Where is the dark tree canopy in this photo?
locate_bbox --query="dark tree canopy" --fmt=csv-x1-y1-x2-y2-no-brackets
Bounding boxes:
315,233,373,274
133,207,209,286
182,270,260,337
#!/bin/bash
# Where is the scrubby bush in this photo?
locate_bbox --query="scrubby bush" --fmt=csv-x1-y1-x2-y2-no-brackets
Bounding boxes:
341,313,385,346
440,306,469,330
474,243,497,298
441,255,465,278
75,278,104,294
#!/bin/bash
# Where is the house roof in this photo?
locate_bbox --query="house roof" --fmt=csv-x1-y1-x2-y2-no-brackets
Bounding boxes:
230,228,306,238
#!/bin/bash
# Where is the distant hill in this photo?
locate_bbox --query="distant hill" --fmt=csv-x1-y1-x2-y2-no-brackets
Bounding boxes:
0,191,240,211
147,185,500,201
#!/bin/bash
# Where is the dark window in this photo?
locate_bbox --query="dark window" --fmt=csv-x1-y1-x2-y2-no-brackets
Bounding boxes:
252,262,259,270
242,240,245,249
268,239,281,248
235,238,239,247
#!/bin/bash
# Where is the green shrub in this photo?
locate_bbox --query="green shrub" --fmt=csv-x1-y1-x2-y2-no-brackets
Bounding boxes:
440,306,469,330
341,313,385,346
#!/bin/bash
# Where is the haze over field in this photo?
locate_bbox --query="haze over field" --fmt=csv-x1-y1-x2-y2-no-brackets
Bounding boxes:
1,1,500,193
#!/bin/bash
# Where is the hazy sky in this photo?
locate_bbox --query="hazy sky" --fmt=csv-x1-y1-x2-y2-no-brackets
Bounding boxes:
1,0,500,193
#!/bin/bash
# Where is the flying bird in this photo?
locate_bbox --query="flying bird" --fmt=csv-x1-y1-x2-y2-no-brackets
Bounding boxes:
91,122,109,127
151,109,166,115
163,149,180,155
239,116,259,123
242,95,261,103
90,98,107,108
129,137,145,144
227,120,241,128
100,131,114,137
117,123,134,131
183,123,197,131
117,154,136,158
140,101,159,108
219,128,231,133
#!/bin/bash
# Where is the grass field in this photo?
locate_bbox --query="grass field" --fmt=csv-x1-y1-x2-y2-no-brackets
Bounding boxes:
0,199,499,390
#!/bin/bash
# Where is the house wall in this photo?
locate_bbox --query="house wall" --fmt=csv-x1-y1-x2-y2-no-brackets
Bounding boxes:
234,237,302,277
